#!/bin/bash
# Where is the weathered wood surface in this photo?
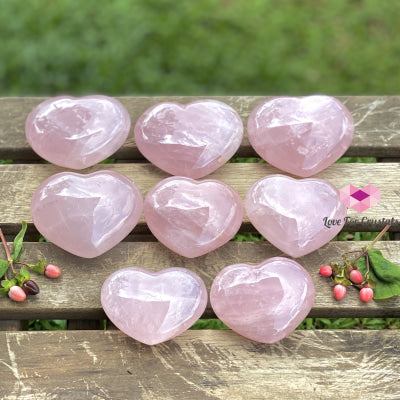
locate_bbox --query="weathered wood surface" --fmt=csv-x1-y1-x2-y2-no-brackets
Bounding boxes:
0,329,399,400
0,162,399,234
0,321,22,331
0,241,399,320
1,96,400,160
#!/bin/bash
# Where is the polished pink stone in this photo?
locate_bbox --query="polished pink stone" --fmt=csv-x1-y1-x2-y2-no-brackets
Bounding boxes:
31,171,143,258
26,96,131,169
247,95,354,177
134,100,243,178
245,174,347,257
210,257,315,344
101,267,207,345
144,177,243,258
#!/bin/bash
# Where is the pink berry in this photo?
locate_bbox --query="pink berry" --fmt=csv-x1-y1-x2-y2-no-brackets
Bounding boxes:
333,284,346,300
8,286,26,302
349,269,363,284
360,287,374,303
45,264,61,279
319,265,332,277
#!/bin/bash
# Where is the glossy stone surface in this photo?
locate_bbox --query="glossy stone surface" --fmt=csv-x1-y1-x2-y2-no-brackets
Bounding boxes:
245,174,347,257
31,171,143,258
101,267,207,345
144,177,243,258
247,95,354,177
26,96,131,169
134,100,243,178
210,257,315,344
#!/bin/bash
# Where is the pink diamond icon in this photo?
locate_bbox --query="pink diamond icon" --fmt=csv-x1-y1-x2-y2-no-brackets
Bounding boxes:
340,184,380,212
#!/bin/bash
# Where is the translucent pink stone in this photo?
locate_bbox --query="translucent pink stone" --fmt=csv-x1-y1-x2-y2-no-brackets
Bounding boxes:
210,257,315,344
144,177,243,258
31,171,143,258
134,100,243,178
25,95,131,169
245,174,347,257
247,95,354,177
101,267,207,345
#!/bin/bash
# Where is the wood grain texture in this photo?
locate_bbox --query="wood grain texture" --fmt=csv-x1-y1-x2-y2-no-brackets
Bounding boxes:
0,162,399,234
1,96,400,160
0,321,22,331
0,329,399,400
0,241,399,320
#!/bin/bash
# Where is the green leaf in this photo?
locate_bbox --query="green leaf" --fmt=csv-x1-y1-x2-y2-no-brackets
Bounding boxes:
334,276,351,286
368,249,400,282
0,288,8,296
11,221,27,262
32,258,47,275
19,268,30,281
357,251,400,299
0,259,9,279
1,279,12,289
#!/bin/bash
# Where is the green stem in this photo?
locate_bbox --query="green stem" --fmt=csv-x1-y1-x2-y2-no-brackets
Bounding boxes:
0,228,16,274
14,261,32,269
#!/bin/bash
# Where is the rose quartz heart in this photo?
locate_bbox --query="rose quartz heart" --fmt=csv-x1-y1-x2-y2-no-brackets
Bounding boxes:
134,100,243,178
26,95,131,169
247,95,354,177
245,174,347,257
101,267,207,345
144,177,243,258
31,171,143,258
210,257,315,344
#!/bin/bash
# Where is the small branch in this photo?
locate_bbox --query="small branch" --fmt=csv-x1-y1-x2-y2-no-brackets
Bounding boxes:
0,228,16,274
365,224,391,251
353,224,391,264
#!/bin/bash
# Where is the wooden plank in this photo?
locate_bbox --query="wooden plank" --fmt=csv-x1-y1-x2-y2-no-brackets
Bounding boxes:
0,329,399,399
0,241,399,320
0,96,400,160
0,321,22,331
0,162,398,233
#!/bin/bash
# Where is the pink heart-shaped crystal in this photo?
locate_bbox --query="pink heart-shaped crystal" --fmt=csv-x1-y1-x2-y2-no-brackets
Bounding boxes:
144,177,243,258
247,95,354,177
210,257,315,344
26,95,131,169
134,100,243,178
245,174,347,257
101,267,207,345
31,171,143,258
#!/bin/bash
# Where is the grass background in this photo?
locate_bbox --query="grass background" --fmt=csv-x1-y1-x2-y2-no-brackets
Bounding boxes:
0,0,399,330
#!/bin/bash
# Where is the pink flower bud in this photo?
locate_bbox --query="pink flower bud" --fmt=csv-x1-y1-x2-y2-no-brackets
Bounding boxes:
360,287,374,303
45,264,61,278
349,269,363,284
333,284,346,300
319,265,332,277
8,286,26,302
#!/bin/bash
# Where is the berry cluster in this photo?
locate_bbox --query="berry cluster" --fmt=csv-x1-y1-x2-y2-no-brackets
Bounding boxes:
0,223,61,302
319,263,374,303
5,264,61,302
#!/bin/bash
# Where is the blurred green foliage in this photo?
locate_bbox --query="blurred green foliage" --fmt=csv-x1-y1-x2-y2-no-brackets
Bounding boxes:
1,0,400,95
